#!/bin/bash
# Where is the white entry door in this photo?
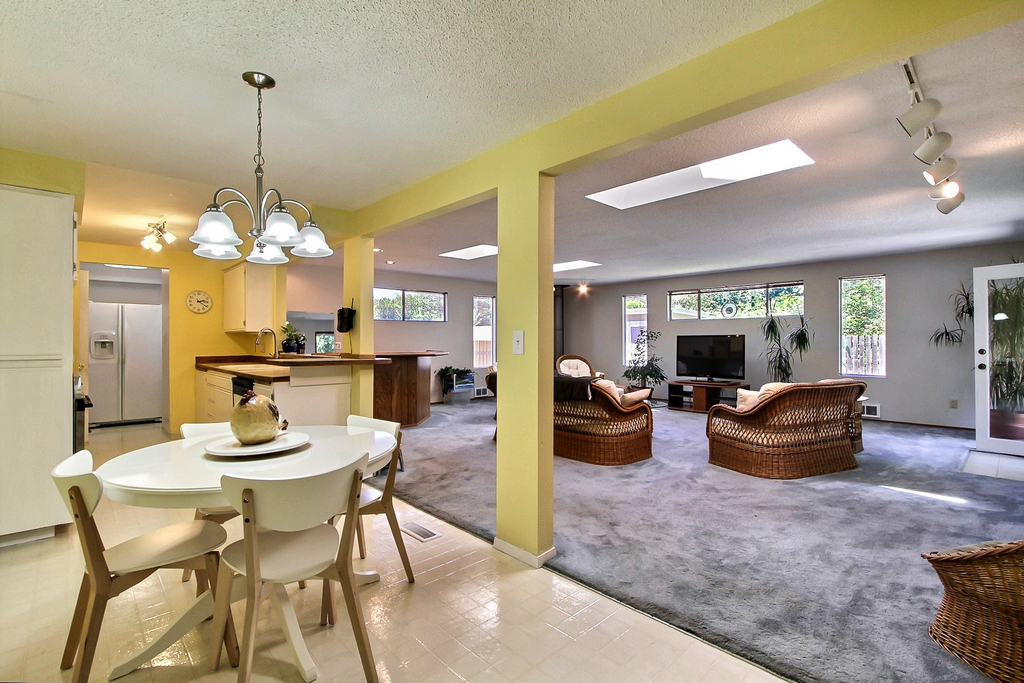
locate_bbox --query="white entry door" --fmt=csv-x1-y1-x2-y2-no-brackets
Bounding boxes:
974,263,1024,456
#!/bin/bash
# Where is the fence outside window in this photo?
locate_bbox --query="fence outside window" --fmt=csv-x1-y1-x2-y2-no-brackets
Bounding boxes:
840,275,886,376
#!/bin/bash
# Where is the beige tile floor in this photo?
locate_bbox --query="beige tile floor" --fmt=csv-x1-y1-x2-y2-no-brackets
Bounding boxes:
0,423,787,683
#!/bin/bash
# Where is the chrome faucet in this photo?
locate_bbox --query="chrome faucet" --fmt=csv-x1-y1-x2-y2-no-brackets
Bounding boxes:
255,327,279,359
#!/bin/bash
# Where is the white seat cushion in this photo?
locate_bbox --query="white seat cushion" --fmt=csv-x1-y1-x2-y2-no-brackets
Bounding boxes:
104,520,227,575
559,359,592,377
221,524,341,584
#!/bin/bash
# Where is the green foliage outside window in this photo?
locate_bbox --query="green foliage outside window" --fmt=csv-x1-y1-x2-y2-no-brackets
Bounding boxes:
373,288,447,321
669,292,698,319
769,285,804,316
700,287,767,319
841,277,885,335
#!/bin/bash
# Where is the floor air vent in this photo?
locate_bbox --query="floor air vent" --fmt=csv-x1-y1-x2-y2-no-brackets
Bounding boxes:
862,403,881,418
401,522,442,543
475,388,489,397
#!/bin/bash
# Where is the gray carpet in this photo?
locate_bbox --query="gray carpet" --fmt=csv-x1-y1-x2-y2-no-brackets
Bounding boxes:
370,399,1024,683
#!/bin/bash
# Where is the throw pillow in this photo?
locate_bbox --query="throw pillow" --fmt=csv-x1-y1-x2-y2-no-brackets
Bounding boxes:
736,388,760,411
593,378,618,395
620,389,650,407
760,382,791,395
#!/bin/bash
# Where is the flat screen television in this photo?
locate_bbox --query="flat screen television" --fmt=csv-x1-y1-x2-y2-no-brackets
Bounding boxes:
676,334,745,380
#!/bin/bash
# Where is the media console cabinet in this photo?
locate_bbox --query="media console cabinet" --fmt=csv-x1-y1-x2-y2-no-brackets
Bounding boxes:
667,380,750,413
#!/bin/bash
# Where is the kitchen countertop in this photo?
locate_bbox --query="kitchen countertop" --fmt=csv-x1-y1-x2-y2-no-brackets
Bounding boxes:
195,354,391,383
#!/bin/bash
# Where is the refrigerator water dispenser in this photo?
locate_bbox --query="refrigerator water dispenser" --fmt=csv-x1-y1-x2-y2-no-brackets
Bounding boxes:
90,332,117,360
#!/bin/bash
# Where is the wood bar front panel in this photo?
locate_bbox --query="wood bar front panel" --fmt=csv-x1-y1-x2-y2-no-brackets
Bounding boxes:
374,355,433,427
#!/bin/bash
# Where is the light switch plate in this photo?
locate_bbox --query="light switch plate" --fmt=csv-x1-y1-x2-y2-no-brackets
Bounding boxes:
513,330,525,355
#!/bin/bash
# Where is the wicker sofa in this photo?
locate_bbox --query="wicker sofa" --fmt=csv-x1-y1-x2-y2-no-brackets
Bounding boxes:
922,539,1024,683
554,381,653,466
706,379,866,479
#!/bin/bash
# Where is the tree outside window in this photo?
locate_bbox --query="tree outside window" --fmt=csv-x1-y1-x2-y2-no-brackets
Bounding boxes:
840,276,886,376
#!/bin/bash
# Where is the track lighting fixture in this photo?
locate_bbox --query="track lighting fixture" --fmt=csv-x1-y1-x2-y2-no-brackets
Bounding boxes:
923,157,959,186
914,131,952,165
936,192,965,214
896,98,942,137
141,221,175,251
928,180,960,200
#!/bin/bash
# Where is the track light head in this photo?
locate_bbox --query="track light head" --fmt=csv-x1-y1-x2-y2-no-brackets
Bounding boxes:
897,98,942,137
914,132,952,165
936,192,965,214
928,180,960,200
923,157,958,186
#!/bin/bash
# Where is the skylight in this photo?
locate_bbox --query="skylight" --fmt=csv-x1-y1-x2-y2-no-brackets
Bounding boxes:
439,244,499,260
553,260,602,273
586,139,815,210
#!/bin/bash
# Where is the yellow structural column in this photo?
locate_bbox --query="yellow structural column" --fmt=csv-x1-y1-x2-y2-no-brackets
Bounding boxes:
343,235,376,416
494,171,555,566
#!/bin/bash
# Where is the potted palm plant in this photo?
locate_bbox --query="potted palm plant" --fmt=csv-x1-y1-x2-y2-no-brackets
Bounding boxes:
760,315,813,382
622,330,668,393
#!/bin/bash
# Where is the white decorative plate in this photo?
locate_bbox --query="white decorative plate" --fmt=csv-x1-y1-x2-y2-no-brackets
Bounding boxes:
204,431,309,457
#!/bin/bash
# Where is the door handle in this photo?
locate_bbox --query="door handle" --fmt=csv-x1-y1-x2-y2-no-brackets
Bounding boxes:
978,363,987,370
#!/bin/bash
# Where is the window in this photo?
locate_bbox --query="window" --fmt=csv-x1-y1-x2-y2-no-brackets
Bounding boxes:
668,291,698,320
668,282,803,320
473,295,496,368
623,295,648,363
840,275,886,376
314,331,336,354
372,288,448,322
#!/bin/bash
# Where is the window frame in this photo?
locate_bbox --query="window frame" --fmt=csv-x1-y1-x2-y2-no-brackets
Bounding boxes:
838,274,887,378
667,281,804,321
313,331,336,354
622,294,648,365
372,287,449,322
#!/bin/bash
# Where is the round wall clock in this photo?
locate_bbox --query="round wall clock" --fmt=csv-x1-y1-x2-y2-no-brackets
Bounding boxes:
186,290,212,314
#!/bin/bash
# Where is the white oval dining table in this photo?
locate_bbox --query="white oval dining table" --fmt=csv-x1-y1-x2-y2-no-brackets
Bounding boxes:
95,425,397,682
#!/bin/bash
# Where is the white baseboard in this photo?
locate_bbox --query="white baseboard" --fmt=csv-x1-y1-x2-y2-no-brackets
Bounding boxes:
0,525,56,548
493,537,557,568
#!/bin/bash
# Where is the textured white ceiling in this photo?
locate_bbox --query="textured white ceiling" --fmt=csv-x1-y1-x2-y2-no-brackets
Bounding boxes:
0,0,819,210
377,19,1024,283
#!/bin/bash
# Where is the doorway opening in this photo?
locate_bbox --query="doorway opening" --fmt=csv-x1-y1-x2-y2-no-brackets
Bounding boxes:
80,263,169,429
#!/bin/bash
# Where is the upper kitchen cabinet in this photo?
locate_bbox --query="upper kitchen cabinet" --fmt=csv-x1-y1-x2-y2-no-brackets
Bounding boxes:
223,262,274,332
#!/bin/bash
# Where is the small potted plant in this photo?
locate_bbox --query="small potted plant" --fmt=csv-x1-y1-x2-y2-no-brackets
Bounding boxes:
622,330,668,393
437,366,475,404
280,323,304,354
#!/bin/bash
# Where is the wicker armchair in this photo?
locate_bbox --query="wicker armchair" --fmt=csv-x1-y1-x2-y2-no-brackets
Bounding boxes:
706,380,866,479
554,383,652,466
922,540,1024,683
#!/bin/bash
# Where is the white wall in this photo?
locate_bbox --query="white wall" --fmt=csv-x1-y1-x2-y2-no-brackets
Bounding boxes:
285,263,496,401
564,241,1023,429
375,272,497,402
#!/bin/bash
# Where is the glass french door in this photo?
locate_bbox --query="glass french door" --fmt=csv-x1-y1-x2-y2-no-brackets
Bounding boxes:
974,263,1024,456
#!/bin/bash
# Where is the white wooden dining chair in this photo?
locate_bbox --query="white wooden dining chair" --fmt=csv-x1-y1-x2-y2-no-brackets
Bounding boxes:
180,422,239,590
346,415,415,584
52,450,238,683
209,454,378,683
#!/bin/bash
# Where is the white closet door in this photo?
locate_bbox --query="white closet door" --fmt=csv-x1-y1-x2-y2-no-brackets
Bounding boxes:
0,185,74,537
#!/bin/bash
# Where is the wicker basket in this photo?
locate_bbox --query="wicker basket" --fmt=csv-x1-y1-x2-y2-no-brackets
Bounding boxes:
922,540,1024,683
554,383,652,466
706,380,866,479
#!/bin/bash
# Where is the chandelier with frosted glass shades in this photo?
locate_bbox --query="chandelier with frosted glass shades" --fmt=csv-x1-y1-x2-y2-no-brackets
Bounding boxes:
189,71,333,263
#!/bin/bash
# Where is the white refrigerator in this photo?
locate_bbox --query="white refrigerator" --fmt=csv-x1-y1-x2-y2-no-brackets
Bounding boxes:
88,302,163,424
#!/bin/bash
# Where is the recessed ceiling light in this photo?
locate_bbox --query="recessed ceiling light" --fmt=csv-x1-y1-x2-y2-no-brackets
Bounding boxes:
103,263,148,270
586,139,815,210
373,248,383,252
385,260,395,265
439,244,499,260
553,260,602,273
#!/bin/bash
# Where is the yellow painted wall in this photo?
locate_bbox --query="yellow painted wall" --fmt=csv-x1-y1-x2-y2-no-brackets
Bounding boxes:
0,147,86,216
76,241,286,435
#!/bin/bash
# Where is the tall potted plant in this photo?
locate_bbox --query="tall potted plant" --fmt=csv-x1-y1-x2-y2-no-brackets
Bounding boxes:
988,276,1024,439
760,315,813,383
622,330,668,391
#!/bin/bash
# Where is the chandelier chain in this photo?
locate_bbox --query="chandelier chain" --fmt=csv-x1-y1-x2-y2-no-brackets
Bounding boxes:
254,87,265,167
